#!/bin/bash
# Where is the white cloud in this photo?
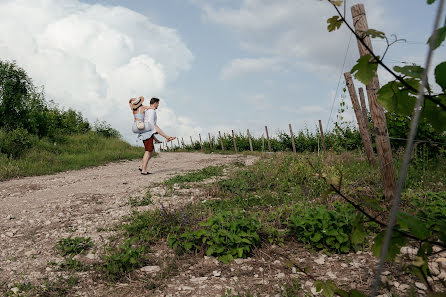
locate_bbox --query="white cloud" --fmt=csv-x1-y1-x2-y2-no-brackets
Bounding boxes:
0,0,195,143
220,57,280,80
196,0,393,79
241,93,272,110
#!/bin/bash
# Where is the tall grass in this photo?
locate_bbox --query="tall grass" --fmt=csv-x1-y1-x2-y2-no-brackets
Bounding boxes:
0,132,143,180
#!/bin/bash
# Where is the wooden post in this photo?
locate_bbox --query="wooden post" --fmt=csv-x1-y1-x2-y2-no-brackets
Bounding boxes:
289,124,296,153
181,138,185,149
247,129,253,152
190,136,193,148
208,133,213,150
318,120,326,151
219,131,225,151
265,126,272,152
358,87,369,126
232,130,238,153
199,134,203,150
352,4,396,201
345,72,377,166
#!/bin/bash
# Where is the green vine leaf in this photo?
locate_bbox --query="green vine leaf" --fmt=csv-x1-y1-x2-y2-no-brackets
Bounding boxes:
372,231,407,260
365,29,386,39
427,0,437,4
351,215,366,246
434,61,446,91
351,55,379,85
397,211,430,240
421,96,446,131
394,65,424,79
378,81,416,115
329,0,343,6
428,25,446,50
327,16,343,32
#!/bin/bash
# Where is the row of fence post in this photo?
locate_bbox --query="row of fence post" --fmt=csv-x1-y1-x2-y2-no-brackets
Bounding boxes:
159,122,328,154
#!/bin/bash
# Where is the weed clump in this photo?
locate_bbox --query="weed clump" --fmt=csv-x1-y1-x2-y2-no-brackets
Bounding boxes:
168,211,260,263
288,203,359,253
56,236,93,256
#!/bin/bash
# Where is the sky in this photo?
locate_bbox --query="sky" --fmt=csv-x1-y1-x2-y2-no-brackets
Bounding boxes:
0,0,444,145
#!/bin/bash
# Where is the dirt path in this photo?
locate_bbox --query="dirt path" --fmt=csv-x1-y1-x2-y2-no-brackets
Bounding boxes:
0,152,245,291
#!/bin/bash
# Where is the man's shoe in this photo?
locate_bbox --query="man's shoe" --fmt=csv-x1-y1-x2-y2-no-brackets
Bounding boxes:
141,172,152,175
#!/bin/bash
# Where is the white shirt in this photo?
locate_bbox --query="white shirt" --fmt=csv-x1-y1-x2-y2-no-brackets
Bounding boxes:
143,109,157,135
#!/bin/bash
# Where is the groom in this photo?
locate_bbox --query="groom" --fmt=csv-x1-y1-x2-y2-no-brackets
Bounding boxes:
139,97,175,175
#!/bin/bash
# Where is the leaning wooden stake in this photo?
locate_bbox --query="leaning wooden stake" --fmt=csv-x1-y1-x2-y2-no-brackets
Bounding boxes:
352,4,396,201
265,126,272,152
219,131,225,151
190,136,193,148
289,124,296,153
247,129,253,152
345,72,377,166
232,130,238,153
318,120,326,151
358,87,369,126
199,134,203,150
208,133,213,150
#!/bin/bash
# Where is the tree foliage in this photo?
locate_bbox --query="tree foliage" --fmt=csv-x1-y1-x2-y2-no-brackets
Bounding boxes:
0,59,119,158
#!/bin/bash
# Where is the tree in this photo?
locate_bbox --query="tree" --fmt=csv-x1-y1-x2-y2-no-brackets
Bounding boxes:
0,60,36,130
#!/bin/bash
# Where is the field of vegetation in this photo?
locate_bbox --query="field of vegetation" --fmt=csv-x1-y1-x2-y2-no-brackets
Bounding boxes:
0,60,142,180
10,150,441,296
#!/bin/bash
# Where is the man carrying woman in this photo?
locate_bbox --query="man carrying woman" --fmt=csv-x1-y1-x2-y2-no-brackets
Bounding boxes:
129,96,176,175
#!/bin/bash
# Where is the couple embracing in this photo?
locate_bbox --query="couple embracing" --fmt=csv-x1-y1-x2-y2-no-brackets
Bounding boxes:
129,97,176,175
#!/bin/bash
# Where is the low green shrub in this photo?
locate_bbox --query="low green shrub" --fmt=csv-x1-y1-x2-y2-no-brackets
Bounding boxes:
168,211,260,263
56,236,93,256
101,239,146,280
288,203,358,253
0,128,36,158
122,204,198,244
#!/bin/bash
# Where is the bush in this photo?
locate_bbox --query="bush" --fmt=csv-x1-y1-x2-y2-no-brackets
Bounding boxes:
0,128,36,158
168,211,261,263
94,120,120,138
288,203,359,253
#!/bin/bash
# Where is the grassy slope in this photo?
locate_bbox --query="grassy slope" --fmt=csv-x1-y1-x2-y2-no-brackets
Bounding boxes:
0,133,143,180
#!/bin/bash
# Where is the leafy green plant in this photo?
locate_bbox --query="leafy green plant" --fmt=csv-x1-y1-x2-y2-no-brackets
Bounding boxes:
101,239,146,280
56,236,93,256
288,203,362,253
168,211,261,263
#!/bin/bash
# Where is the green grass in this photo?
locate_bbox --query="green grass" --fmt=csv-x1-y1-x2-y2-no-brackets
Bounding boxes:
0,132,144,180
164,165,225,185
96,151,446,282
